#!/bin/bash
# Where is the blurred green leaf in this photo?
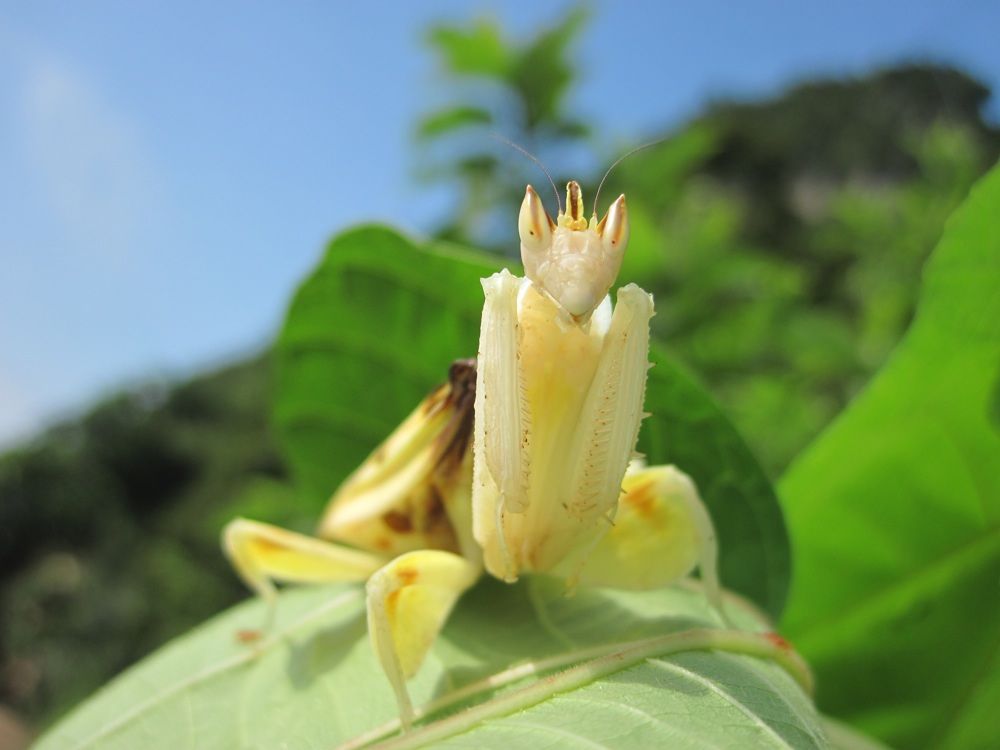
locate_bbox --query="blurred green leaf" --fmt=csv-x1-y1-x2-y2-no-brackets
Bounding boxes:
273,224,789,616
36,580,823,750
428,19,510,77
273,226,497,504
780,163,1000,748
509,7,588,128
417,106,493,139
642,353,790,617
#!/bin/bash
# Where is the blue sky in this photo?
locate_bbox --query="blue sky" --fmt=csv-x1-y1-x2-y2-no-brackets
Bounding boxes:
1,0,998,447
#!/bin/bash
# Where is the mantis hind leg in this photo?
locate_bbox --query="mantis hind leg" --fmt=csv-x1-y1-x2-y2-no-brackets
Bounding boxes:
558,464,729,624
366,550,481,726
221,517,386,631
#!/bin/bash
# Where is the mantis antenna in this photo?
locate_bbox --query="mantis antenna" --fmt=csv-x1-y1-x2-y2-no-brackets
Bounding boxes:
592,138,670,218
490,133,562,215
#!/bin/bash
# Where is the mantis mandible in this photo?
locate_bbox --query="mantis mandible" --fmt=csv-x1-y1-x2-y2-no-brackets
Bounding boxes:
223,179,729,725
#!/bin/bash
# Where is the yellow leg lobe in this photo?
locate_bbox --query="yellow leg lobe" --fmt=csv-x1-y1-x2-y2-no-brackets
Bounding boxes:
366,550,481,727
222,518,386,631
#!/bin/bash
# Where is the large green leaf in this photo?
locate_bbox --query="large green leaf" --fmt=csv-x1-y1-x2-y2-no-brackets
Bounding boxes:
36,581,823,750
780,164,1000,748
273,225,789,616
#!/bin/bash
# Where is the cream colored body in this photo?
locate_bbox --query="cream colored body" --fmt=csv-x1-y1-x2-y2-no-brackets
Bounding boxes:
222,182,724,725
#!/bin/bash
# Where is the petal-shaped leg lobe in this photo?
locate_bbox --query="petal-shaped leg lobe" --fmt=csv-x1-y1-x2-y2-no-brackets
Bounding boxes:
222,518,385,605
566,465,725,618
366,550,481,724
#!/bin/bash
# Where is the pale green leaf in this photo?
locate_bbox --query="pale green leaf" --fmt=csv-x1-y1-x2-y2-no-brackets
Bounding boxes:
36,582,824,749
780,163,1000,748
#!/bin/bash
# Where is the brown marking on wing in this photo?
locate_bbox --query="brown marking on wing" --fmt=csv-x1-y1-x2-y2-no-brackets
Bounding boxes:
421,383,450,416
434,359,477,475
424,485,447,526
383,510,414,533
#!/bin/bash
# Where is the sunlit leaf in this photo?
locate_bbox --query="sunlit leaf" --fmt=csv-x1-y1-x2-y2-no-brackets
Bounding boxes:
428,20,509,78
509,8,588,128
780,163,1000,749
36,581,823,750
272,225,789,615
417,106,493,139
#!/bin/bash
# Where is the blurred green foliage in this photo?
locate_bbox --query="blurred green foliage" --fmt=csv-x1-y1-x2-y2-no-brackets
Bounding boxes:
780,162,1000,750
0,358,308,727
2,10,999,746
418,18,998,474
416,9,590,247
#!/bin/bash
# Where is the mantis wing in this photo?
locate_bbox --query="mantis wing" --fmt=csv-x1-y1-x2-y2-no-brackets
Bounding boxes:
317,360,478,559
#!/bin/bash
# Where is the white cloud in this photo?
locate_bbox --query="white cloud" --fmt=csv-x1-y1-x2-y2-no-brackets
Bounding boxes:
19,55,159,264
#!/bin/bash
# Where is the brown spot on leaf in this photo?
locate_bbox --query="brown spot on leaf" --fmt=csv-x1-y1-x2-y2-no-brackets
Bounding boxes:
236,629,262,644
764,632,792,650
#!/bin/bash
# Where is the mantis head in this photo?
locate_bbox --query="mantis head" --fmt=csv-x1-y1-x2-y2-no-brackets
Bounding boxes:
518,181,629,320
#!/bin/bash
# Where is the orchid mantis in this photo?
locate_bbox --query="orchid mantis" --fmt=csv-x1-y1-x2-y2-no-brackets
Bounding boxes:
223,180,726,725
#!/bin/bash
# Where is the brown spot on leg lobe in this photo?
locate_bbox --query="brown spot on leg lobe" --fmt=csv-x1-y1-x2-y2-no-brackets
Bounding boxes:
396,567,419,586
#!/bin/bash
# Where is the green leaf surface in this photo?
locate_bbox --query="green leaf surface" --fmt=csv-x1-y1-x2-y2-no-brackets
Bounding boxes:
416,106,493,139
508,8,587,127
428,20,509,78
643,352,790,617
780,163,1000,749
272,225,789,616
36,581,824,750
273,227,497,503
